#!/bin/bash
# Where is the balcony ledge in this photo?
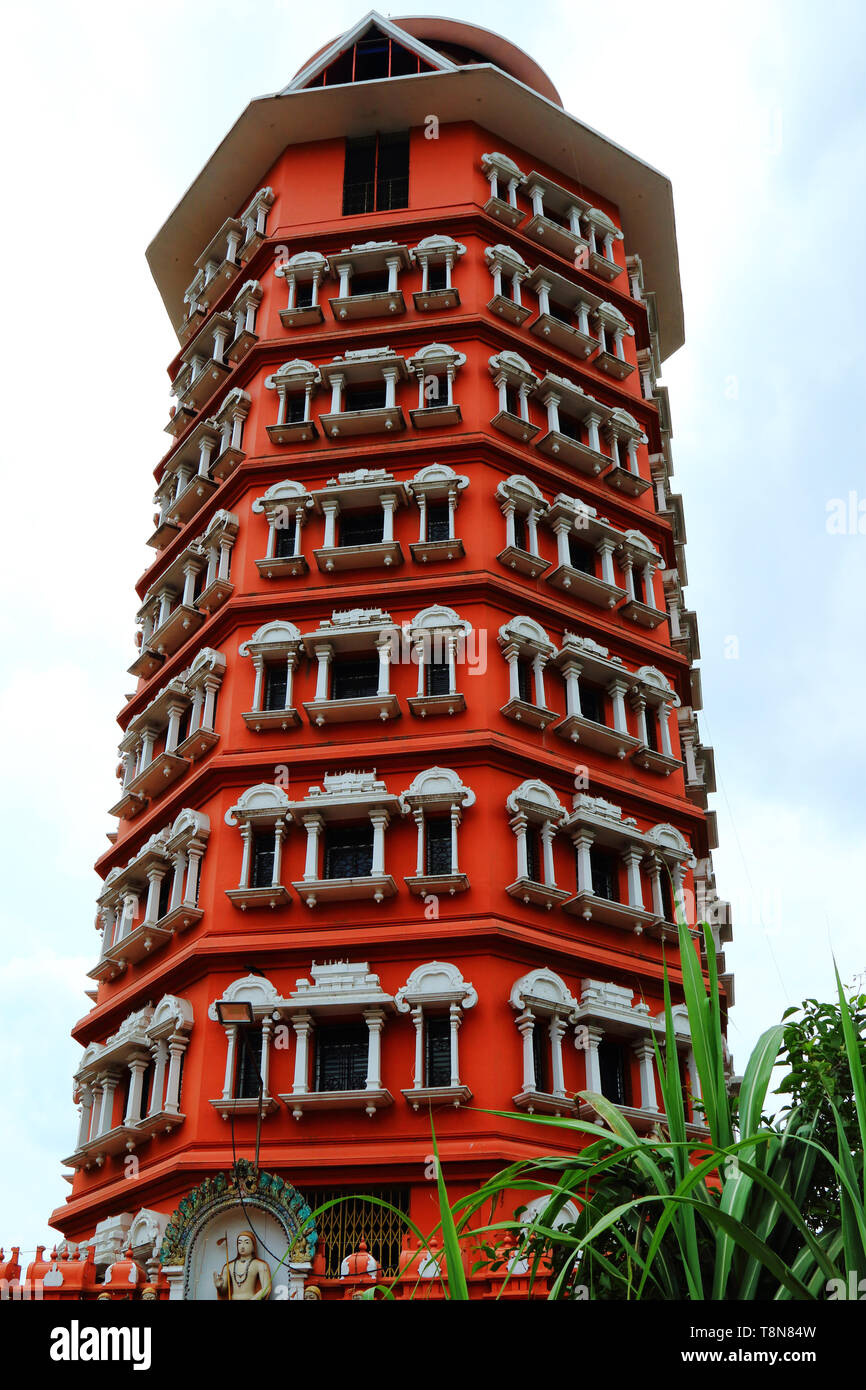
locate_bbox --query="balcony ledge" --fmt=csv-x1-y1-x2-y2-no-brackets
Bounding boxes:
501,697,558,730
102,921,173,969
126,751,188,800
158,903,203,935
595,350,634,381
536,431,610,476
108,789,147,821
282,1088,393,1120
552,715,639,758
211,445,245,482
176,727,219,761
197,577,233,615
407,692,466,718
303,694,400,726
313,541,403,572
242,707,302,732
210,1095,280,1121
491,410,540,445
255,554,309,579
404,872,469,896
410,403,462,429
227,329,257,364
546,565,626,609
620,599,668,630
127,647,164,680
483,195,525,229
279,303,324,329
506,878,570,911
604,465,651,498
292,874,397,908
225,885,292,911
512,1088,575,1116
487,294,532,326
413,287,460,311
329,291,406,320
146,518,181,552
410,538,465,563
563,891,656,934
632,746,682,776
266,420,318,445
319,407,406,438
402,1084,472,1111
169,474,217,526
151,605,205,657
181,360,230,412
530,313,595,359
496,544,550,579
588,252,623,282
524,215,588,262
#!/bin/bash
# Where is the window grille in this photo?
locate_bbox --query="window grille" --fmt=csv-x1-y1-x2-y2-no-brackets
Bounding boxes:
599,1040,629,1106
425,1015,451,1086
235,1026,263,1099
251,829,275,888
425,501,450,541
324,823,374,879
425,818,452,875
264,663,288,710
303,1186,411,1278
340,511,383,546
314,1024,368,1092
331,656,379,700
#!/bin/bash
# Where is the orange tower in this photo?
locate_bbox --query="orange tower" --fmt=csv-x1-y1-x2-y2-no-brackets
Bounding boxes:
33,13,730,1300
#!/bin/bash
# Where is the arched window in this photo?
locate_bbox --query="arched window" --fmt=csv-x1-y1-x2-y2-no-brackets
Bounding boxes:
406,463,469,561
400,767,475,893
505,780,568,909
224,785,292,909
238,620,303,731
498,617,558,728
406,605,473,718
252,479,313,578
510,968,579,1114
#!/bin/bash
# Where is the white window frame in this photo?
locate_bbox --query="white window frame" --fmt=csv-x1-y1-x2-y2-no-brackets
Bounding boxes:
285,771,401,907
410,234,466,310
406,342,466,427
405,604,472,718
238,620,303,731
400,766,475,894
488,350,540,443
510,968,579,1114
495,474,549,578
224,783,292,910
395,962,477,1108
406,463,469,562
498,616,558,729
505,779,569,910
480,151,526,228
484,243,532,325
276,250,329,328
252,478,313,578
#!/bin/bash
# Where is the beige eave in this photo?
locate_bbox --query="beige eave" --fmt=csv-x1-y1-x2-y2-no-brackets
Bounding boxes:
147,66,684,359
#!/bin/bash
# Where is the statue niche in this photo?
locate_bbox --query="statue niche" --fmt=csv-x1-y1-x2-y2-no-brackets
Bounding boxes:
214,1229,272,1301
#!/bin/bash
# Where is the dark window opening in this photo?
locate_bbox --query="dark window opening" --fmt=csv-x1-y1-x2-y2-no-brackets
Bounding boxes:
504,384,520,416
176,706,191,748
426,501,450,541
157,872,172,921
549,298,573,325
512,512,528,552
284,395,306,423
344,383,387,412
589,847,620,902
350,268,390,296
579,682,606,727
568,537,595,574
558,414,584,444
342,129,409,215
644,708,659,752
315,1024,368,1092
427,262,447,291
264,663,289,711
340,510,383,546
425,818,452,876
516,658,533,704
324,823,374,880
599,1040,630,1106
331,656,379,701
251,829,275,888
425,656,450,697
425,1015,452,1087
274,518,297,558
296,281,314,308
532,1021,550,1093
525,825,542,884
235,1026,263,1099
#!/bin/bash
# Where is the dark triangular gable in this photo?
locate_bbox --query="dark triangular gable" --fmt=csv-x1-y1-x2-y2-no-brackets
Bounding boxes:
284,12,456,93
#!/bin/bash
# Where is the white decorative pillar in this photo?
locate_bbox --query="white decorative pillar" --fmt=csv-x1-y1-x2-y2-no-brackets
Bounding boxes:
364,1010,385,1090
314,646,332,700
583,1026,604,1092
549,1015,567,1096
574,833,594,895
598,539,617,587
543,392,561,434
539,820,556,887
512,814,529,879
609,679,629,734
376,639,391,696
383,368,398,410
301,816,322,880
99,1072,120,1134
634,1039,659,1112
503,642,521,701
623,849,645,909
164,1037,186,1114
517,1011,536,1091
449,1004,461,1086
369,810,388,875
411,1007,424,1087
76,1086,94,1148
381,494,397,543
449,806,460,874
531,651,547,709
322,499,339,548
260,1018,272,1096
561,660,582,717
221,1027,237,1102
328,373,344,415
271,820,285,887
291,1014,313,1093
142,867,164,926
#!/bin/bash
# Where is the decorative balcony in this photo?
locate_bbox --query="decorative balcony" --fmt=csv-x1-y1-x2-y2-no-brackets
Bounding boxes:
523,171,591,261
312,469,406,573
328,241,410,320
534,373,613,476
276,250,329,328
526,267,600,360
481,151,527,228
265,359,320,444
318,348,408,438
410,234,466,310
585,208,625,283
407,342,466,429
252,479,313,579
406,463,468,564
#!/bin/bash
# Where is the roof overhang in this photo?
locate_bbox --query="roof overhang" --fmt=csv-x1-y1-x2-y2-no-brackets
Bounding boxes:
146,65,684,358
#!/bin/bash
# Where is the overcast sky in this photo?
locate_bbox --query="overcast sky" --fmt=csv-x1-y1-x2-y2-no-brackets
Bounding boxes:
1,0,864,1257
